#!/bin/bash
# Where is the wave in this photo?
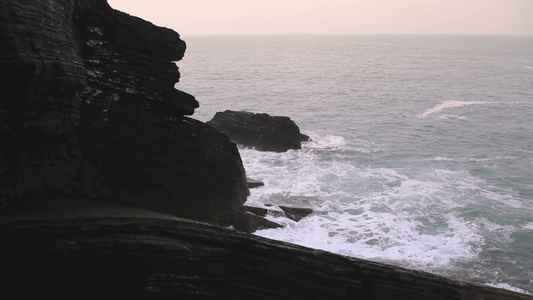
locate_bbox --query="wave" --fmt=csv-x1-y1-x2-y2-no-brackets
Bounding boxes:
420,100,498,118
303,133,347,150
524,66,533,70
253,167,487,269
437,115,467,120
429,156,518,162
522,223,533,230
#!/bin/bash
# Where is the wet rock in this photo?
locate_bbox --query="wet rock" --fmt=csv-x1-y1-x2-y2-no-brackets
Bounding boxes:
246,177,265,188
207,110,309,152
232,211,283,233
242,205,269,217
279,206,314,221
244,204,313,222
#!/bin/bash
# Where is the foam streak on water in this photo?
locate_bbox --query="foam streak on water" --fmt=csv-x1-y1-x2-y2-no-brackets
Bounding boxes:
244,133,532,293
244,136,484,266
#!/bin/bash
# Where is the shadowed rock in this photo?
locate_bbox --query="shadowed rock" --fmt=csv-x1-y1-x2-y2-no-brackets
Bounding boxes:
0,0,248,226
243,205,269,217
246,177,265,188
279,206,314,221
1,199,531,300
207,110,310,152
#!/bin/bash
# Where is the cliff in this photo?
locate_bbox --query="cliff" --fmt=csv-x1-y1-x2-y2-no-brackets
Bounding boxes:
0,0,532,299
0,0,248,226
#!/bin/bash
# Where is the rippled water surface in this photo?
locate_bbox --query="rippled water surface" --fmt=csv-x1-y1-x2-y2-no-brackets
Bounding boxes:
177,35,533,293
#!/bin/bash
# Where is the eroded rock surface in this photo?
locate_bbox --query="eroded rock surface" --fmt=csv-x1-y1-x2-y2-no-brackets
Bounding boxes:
207,110,310,152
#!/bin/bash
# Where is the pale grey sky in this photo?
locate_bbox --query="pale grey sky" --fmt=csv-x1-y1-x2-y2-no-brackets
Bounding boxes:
108,0,533,36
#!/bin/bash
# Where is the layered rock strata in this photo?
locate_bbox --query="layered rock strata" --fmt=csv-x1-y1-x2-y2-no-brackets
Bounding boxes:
207,110,310,152
1,199,531,300
0,0,248,226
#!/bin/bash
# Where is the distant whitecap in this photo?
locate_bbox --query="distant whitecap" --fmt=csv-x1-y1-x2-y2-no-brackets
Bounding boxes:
420,100,497,118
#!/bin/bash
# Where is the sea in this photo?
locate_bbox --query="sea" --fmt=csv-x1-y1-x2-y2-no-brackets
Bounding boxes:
176,35,533,294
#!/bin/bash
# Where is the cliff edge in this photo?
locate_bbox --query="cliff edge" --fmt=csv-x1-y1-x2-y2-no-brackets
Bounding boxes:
0,0,248,226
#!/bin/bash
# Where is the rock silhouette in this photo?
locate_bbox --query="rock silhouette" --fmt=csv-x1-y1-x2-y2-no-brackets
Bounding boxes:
207,110,310,152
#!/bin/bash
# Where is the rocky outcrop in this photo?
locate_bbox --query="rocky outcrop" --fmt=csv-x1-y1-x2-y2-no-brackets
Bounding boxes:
1,199,531,300
0,0,248,226
207,110,310,152
279,206,313,221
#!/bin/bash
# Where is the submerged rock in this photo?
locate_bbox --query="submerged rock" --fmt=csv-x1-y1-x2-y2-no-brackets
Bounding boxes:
207,110,310,152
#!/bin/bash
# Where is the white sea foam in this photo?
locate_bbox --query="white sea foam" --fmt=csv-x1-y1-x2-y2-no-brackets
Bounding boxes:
256,202,484,269
420,101,497,118
245,135,488,270
438,115,467,120
524,66,533,70
303,133,347,150
487,283,530,295
523,223,533,230
428,156,518,163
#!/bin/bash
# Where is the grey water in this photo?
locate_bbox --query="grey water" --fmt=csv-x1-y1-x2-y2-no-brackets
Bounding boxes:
177,34,533,293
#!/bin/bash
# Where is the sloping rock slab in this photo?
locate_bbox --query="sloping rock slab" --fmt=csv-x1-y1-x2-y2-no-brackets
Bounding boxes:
207,110,310,152
246,177,265,188
279,206,314,221
1,202,531,300
233,211,283,233
243,205,268,217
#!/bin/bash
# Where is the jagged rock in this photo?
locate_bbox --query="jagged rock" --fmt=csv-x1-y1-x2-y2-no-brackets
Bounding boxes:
246,177,265,188
207,110,310,152
244,205,313,222
1,200,531,300
279,206,314,221
232,211,283,233
243,205,269,217
0,0,248,226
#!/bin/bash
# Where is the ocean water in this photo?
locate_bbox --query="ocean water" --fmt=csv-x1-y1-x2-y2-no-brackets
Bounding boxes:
177,35,533,293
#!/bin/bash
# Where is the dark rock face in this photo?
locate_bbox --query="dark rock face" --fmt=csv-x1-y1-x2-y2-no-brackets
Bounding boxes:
1,201,532,300
0,0,248,226
207,110,310,152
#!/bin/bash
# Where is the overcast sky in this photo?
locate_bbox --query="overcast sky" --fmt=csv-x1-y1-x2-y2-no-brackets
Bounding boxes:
107,0,533,36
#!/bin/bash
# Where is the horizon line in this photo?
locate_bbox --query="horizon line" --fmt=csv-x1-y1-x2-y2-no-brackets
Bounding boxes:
179,32,533,38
